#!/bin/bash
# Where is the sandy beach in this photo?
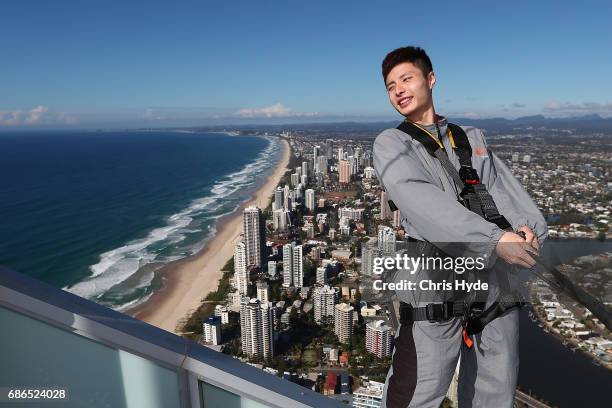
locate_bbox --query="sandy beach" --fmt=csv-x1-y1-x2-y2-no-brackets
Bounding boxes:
127,137,290,334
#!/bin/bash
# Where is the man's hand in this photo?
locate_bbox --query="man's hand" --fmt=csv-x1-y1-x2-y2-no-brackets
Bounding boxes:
495,231,539,268
517,225,540,252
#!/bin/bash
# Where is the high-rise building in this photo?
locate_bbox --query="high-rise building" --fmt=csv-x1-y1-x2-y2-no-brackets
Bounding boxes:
317,156,328,175
393,210,402,228
274,187,284,210
313,285,338,325
316,266,327,284
334,303,354,343
348,155,358,176
378,226,396,256
338,147,344,162
339,160,351,184
291,173,300,187
282,242,303,288
361,238,381,277
256,282,269,303
363,166,375,179
240,297,274,359
272,209,289,231
233,242,249,295
301,161,309,180
355,146,363,165
203,315,221,345
243,207,265,268
511,152,519,163
325,140,334,159
305,189,315,212
214,304,229,324
380,191,391,220
365,320,392,358
283,185,291,211
267,260,277,277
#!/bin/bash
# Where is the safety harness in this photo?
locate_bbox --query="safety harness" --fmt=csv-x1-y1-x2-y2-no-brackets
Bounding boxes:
390,119,524,348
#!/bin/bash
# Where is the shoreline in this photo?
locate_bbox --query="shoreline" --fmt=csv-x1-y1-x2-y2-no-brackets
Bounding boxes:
126,137,290,333
527,284,612,371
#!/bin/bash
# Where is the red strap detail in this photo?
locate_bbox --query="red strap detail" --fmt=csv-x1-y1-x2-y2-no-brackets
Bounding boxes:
465,179,479,185
462,328,474,348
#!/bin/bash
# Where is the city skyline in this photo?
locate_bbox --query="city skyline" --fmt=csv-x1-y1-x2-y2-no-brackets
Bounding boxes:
2,1,612,128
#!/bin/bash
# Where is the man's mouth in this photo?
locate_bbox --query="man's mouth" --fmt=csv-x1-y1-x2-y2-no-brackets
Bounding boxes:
398,96,413,108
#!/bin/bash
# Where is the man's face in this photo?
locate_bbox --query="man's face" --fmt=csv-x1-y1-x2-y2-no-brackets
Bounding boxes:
385,62,436,119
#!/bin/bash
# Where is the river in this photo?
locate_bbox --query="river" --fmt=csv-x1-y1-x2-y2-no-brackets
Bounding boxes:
517,239,612,407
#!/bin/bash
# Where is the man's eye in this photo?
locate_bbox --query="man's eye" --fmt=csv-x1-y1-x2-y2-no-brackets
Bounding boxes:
403,76,412,82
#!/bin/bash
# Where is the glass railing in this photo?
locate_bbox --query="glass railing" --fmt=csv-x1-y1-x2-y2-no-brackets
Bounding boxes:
0,267,342,408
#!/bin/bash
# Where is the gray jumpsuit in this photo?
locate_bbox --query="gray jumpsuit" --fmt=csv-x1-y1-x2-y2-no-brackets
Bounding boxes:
372,116,548,408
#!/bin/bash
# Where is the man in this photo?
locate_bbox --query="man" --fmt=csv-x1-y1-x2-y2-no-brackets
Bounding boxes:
372,46,547,407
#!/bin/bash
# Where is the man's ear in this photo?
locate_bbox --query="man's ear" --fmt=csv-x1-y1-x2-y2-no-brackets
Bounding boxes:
428,71,436,90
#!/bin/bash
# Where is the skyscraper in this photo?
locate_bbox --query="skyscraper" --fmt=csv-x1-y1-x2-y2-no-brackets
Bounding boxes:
313,284,338,324
361,238,381,277
305,189,315,212
282,242,303,288
316,266,327,284
272,209,289,231
393,210,402,228
240,297,274,359
274,186,284,210
317,156,328,175
203,315,221,345
291,173,300,187
256,282,269,303
233,242,249,295
380,191,391,220
283,185,292,211
339,160,351,184
378,226,396,256
301,161,309,180
365,320,392,358
334,303,354,343
243,206,265,268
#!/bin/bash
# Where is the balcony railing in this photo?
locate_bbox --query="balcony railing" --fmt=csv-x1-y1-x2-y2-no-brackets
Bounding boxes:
0,266,342,408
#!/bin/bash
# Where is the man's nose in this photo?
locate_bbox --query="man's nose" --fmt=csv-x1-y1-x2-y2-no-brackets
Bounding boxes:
394,84,405,96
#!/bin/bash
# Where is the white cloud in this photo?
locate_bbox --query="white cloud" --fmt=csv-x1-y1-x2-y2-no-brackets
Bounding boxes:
0,105,75,126
446,111,481,119
235,103,319,118
543,101,612,114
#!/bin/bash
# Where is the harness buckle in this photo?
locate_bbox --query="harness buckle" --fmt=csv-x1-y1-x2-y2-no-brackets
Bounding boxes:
425,303,438,322
459,165,480,184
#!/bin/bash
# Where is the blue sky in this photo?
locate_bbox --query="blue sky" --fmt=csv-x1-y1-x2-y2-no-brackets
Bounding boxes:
2,1,611,128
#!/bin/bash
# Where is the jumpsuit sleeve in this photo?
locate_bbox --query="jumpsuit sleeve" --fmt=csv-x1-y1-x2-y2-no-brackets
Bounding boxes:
373,128,505,259
478,130,549,245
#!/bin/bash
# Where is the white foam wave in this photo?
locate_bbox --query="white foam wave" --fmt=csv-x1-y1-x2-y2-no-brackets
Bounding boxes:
64,136,280,305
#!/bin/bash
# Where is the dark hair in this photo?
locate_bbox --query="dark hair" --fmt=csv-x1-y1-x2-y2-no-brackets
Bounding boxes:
382,46,433,83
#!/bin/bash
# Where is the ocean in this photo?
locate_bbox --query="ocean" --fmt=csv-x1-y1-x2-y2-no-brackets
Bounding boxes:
0,130,281,311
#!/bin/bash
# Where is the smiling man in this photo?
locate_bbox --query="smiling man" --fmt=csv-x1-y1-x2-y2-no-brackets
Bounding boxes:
373,46,548,408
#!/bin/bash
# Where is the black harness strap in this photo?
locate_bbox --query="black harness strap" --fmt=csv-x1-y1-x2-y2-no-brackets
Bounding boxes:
396,120,441,156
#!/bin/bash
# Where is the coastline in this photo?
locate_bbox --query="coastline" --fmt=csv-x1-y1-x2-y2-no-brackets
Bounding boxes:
126,137,290,333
